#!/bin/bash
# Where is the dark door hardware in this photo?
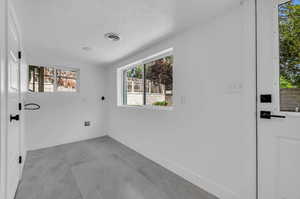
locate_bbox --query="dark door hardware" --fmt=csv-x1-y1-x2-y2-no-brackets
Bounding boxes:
10,114,20,122
260,94,272,103
19,156,22,164
18,51,22,59
260,111,286,119
18,103,22,111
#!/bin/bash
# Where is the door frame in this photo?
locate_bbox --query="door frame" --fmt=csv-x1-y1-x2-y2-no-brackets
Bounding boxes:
0,1,24,198
0,0,9,198
255,0,299,199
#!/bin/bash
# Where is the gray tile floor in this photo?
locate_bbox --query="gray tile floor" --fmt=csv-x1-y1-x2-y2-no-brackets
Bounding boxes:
15,136,218,199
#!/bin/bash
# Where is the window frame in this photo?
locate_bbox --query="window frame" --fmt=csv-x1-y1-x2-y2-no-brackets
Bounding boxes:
278,0,290,4
117,48,173,110
28,65,80,94
274,0,300,116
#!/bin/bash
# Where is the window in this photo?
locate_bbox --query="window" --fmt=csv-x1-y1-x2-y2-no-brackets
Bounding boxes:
28,65,79,93
119,48,173,108
278,0,300,112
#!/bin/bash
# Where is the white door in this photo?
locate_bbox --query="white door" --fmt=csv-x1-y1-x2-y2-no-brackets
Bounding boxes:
257,0,300,199
6,13,21,199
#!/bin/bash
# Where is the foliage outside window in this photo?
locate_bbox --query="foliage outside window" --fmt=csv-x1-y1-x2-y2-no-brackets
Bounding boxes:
120,49,173,107
28,65,79,93
279,0,300,112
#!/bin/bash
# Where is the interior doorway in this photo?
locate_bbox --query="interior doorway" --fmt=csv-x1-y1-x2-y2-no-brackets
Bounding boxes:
6,8,22,199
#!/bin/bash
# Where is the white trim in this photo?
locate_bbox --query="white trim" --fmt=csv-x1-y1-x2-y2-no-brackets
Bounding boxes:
26,90,80,96
278,0,290,5
119,48,173,71
117,68,123,106
9,51,17,62
1,2,24,199
117,48,174,108
255,0,299,198
273,0,281,114
239,0,257,198
0,0,8,198
7,4,22,198
53,66,57,92
117,105,173,111
27,135,108,151
110,134,240,199
274,0,300,115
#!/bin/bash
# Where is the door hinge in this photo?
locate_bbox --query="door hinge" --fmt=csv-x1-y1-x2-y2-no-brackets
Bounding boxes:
18,156,22,164
18,51,22,59
18,103,22,111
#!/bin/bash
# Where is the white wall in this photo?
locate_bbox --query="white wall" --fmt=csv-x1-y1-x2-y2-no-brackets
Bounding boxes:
25,65,107,150
105,1,256,199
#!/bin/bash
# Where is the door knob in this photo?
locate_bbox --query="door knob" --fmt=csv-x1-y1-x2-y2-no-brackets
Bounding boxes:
260,111,286,119
10,114,19,122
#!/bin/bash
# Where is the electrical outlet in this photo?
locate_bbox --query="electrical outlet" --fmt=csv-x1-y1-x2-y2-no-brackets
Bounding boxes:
84,121,91,126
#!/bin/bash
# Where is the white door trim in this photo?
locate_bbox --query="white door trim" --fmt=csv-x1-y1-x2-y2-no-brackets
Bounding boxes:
256,0,300,198
1,1,23,198
0,0,8,198
240,0,259,199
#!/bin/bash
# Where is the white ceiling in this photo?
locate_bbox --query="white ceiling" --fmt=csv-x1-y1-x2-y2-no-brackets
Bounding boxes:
12,0,239,66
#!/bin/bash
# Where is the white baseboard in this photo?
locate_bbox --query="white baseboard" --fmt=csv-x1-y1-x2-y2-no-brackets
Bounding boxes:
110,134,240,199
27,133,107,151
19,150,27,177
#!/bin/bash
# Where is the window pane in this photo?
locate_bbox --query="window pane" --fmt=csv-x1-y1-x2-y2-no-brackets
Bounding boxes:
44,67,55,92
56,69,78,92
28,65,54,92
123,65,144,105
279,1,300,112
145,56,173,106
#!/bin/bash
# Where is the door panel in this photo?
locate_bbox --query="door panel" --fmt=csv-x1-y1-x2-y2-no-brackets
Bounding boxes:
6,13,21,199
257,0,300,199
278,137,300,198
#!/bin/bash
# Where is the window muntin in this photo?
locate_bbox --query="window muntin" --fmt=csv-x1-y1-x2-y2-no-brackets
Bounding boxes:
278,0,300,112
28,65,79,93
120,49,173,107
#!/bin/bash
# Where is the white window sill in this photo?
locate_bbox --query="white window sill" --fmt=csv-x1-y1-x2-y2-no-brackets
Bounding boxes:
117,105,173,111
26,91,79,95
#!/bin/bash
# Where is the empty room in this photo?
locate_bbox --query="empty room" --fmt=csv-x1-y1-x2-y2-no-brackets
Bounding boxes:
1,0,300,199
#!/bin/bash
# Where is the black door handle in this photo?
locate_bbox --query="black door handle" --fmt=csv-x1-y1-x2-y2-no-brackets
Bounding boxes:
10,114,20,122
260,111,286,119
